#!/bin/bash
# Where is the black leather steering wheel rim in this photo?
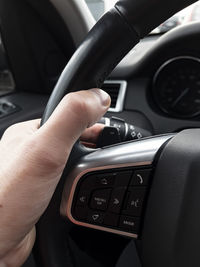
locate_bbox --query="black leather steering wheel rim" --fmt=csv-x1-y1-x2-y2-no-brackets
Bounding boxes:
35,0,199,266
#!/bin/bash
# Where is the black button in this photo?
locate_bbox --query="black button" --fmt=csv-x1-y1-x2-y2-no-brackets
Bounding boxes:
104,213,119,227
119,216,140,233
95,173,115,187
108,187,126,214
76,191,89,207
96,126,121,147
90,189,111,211
130,169,151,186
87,211,104,224
74,207,88,221
115,171,133,187
123,188,146,217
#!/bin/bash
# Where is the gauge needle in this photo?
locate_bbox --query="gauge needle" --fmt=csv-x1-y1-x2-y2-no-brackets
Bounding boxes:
172,87,190,107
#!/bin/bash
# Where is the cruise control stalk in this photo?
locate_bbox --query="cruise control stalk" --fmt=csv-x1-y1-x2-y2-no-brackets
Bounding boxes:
97,117,152,147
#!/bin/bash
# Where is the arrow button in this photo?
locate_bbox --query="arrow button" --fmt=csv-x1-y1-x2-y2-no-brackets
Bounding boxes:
87,211,104,224
96,173,115,187
113,198,120,205
108,187,126,214
77,191,89,207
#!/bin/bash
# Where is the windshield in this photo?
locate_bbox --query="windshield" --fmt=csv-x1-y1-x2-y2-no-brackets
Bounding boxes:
85,0,200,34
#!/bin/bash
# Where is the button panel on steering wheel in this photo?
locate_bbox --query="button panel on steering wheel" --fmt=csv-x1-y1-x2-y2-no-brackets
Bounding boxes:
71,167,152,238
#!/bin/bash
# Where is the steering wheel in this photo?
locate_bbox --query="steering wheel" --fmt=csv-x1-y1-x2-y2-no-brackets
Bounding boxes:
35,0,200,266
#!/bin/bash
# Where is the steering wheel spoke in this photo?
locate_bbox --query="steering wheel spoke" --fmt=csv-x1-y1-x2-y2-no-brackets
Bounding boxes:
60,134,173,238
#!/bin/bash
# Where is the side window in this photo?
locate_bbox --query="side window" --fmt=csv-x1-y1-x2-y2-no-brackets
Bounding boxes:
85,0,200,34
84,0,117,20
85,0,105,20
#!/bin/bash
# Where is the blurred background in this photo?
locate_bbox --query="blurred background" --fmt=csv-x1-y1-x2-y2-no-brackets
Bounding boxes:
85,0,200,33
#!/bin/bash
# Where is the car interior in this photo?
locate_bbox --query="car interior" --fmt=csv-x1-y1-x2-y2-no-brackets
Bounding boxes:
1,0,200,266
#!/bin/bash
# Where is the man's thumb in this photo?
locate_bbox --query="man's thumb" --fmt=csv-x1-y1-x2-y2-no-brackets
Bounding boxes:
38,89,111,150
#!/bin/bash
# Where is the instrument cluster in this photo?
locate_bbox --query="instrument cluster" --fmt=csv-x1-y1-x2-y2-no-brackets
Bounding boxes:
152,56,200,118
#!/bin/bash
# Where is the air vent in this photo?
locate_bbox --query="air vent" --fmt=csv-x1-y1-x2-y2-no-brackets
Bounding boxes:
101,80,127,112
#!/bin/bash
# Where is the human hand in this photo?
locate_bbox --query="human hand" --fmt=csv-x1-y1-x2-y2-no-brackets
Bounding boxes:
0,89,110,267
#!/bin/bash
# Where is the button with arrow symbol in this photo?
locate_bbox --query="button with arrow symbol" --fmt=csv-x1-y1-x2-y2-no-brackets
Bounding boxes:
108,187,126,214
87,211,104,224
113,198,120,205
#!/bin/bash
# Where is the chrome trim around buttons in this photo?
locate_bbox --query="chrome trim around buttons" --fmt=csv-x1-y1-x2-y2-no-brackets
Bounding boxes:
60,134,174,238
104,80,127,113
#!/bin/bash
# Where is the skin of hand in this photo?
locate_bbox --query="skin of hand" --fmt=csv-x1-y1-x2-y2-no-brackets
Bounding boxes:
0,89,110,267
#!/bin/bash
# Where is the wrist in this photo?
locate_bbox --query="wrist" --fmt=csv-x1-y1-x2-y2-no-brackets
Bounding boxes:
0,228,36,267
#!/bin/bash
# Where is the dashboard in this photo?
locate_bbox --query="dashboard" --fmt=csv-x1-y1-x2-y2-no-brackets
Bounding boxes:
108,21,200,135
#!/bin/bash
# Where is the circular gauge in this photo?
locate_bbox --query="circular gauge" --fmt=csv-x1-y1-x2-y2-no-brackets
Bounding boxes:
153,56,200,118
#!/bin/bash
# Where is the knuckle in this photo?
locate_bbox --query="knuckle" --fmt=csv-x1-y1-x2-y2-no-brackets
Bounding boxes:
64,93,91,126
66,93,87,111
